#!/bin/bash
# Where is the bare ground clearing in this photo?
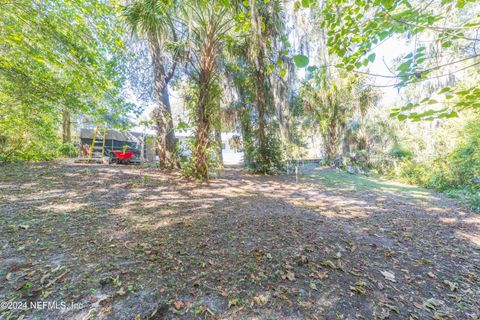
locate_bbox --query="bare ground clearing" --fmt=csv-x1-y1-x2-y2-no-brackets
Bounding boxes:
0,162,479,320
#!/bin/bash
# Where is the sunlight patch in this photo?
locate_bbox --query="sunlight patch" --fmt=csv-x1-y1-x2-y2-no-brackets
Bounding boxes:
38,202,86,213
457,231,480,248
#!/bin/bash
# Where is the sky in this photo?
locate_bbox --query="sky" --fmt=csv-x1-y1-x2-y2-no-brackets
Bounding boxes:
369,37,412,106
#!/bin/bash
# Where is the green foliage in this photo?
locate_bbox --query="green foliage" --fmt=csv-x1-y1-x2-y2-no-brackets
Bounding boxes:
179,75,222,180
398,160,430,186
59,144,79,158
179,135,223,180
1,0,130,115
322,0,480,120
123,0,177,39
445,120,480,188
389,143,413,160
178,136,197,177
223,0,288,175
396,118,480,211
249,134,284,174
0,0,133,162
292,54,309,68
300,69,377,161
0,96,60,162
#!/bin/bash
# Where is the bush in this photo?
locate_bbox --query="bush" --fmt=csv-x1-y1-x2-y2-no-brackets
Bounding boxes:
179,136,222,179
0,100,62,162
59,143,78,158
422,159,456,191
444,188,480,212
468,193,480,212
395,118,480,212
398,160,429,185
389,143,413,160
249,135,284,174
448,124,480,188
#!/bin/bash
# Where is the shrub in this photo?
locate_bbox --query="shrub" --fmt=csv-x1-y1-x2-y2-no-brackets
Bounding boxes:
59,143,78,158
389,143,413,160
249,135,284,174
398,160,429,185
395,118,480,212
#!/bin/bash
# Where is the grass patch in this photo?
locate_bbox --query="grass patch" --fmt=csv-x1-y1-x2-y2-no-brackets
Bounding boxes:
443,188,480,213
307,167,432,198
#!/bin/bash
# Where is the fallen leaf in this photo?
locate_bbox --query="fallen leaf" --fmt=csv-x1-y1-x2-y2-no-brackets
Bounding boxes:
298,300,314,308
195,305,214,315
350,284,366,295
220,289,229,297
228,299,238,308
45,270,69,288
384,303,399,313
413,301,424,310
433,310,453,319
380,270,396,282
321,260,336,269
285,271,295,281
98,296,111,306
297,255,309,265
117,287,126,296
423,298,443,311
443,280,458,292
253,294,268,305
173,300,185,310
41,290,53,299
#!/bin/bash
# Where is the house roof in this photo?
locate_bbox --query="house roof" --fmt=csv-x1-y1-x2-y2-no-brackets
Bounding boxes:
80,128,150,143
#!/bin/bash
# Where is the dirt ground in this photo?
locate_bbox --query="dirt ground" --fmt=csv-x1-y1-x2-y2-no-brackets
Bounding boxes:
0,162,479,320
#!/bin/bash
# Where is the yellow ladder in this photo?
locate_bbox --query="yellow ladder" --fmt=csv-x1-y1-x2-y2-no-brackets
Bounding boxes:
88,123,107,161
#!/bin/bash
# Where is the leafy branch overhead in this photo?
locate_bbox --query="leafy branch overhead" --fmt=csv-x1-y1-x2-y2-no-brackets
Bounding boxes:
321,0,480,121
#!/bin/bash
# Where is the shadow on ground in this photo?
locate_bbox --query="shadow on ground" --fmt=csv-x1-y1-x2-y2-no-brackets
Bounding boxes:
0,162,479,319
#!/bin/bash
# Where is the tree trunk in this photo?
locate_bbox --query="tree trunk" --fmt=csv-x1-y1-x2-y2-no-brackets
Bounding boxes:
62,109,71,144
249,0,269,155
194,81,212,181
271,59,293,145
194,120,210,180
191,17,223,180
240,107,252,166
255,71,267,149
325,119,340,162
215,110,223,167
250,0,266,151
149,42,177,169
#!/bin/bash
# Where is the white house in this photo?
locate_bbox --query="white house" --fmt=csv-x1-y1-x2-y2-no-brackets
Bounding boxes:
176,131,243,165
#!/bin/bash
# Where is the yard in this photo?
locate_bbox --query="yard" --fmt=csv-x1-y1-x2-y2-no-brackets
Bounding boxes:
0,162,479,319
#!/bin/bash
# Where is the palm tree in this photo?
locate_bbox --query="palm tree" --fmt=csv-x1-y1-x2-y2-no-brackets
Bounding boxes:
243,0,286,173
302,70,377,161
184,3,230,180
123,0,179,168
